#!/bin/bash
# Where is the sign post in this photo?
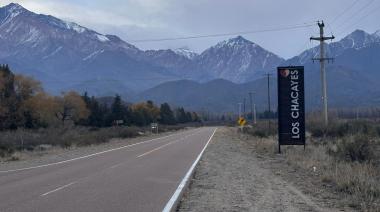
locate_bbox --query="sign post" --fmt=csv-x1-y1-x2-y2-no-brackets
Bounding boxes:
277,66,305,153
151,123,158,134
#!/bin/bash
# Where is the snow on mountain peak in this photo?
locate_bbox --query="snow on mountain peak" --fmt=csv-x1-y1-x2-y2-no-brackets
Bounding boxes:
5,3,25,12
374,30,380,38
341,29,375,49
64,21,86,33
1,3,27,25
96,34,110,42
174,47,197,59
215,36,256,49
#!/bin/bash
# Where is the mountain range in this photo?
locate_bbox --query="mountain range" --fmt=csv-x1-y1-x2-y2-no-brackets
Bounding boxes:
1,3,380,112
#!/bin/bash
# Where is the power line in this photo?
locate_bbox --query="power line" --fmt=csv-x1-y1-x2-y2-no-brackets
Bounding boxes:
329,0,361,25
336,2,380,37
334,0,375,32
41,77,188,83
127,23,314,43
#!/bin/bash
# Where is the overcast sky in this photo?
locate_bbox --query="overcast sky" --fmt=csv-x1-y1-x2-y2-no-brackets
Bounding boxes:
1,0,379,59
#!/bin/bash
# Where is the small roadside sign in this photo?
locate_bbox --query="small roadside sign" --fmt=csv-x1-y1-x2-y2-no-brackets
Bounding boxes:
113,120,124,126
151,123,158,134
237,117,246,126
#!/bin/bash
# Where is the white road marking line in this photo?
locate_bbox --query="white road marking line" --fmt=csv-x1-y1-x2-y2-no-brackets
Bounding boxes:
0,129,202,174
162,128,217,212
110,163,123,169
137,130,204,158
41,182,77,197
137,140,178,158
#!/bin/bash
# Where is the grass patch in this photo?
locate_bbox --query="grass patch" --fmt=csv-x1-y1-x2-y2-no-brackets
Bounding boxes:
245,120,277,138
0,124,190,159
245,119,380,211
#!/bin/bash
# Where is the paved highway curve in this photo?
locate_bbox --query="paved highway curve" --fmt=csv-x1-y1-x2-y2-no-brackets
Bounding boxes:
0,127,217,212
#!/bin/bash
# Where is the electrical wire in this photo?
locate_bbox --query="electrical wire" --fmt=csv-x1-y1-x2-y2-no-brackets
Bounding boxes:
334,0,375,32
41,77,186,83
329,0,361,25
126,23,314,43
336,2,380,37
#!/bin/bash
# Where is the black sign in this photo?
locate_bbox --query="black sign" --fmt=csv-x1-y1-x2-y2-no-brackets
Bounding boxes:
277,66,305,148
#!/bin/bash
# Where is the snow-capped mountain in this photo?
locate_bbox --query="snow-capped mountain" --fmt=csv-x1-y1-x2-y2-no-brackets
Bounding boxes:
0,3,285,92
173,47,198,60
1,2,380,109
0,3,139,57
287,29,380,65
194,36,284,83
0,3,174,95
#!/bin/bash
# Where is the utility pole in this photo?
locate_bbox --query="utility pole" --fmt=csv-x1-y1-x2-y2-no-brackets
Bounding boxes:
249,92,257,124
243,98,246,119
238,103,242,118
310,20,334,127
265,73,272,131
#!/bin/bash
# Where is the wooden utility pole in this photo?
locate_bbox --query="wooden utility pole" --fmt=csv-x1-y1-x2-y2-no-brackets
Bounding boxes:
249,92,257,124
265,73,272,131
310,21,334,127
238,103,242,118
243,98,246,119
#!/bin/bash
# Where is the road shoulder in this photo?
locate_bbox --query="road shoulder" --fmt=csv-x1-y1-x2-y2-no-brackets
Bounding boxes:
177,127,351,212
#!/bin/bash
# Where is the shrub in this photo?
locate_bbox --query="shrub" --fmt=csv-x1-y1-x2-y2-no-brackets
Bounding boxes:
308,120,380,138
334,135,374,162
115,126,140,138
245,122,277,138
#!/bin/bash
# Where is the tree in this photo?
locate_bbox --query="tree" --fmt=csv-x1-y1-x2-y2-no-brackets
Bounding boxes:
0,65,19,130
54,91,89,126
79,93,108,127
175,107,188,123
22,92,59,127
14,74,42,102
106,94,130,126
159,103,176,125
14,74,44,128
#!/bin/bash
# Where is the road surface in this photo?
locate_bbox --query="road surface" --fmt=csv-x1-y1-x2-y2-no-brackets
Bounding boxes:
0,127,217,212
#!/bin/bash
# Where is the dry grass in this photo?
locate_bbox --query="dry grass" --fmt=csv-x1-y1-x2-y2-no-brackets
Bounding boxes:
244,119,380,211
0,124,190,160
280,141,379,211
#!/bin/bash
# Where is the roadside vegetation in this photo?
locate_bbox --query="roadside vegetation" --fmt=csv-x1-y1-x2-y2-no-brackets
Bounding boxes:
245,118,380,211
0,65,201,160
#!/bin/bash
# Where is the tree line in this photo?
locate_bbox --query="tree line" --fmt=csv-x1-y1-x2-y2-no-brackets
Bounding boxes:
0,65,200,130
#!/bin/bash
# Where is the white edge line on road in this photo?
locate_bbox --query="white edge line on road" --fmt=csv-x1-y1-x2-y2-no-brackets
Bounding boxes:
41,181,77,197
0,129,203,174
162,128,217,212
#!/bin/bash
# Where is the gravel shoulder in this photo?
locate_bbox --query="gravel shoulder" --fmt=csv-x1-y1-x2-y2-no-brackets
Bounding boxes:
178,127,352,212
0,128,191,171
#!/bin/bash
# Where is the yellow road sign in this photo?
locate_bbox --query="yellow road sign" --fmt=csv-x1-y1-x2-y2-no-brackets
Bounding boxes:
238,117,246,126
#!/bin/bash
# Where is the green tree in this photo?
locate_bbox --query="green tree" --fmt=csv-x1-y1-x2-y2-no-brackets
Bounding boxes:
107,94,129,126
80,93,107,127
175,107,187,123
159,103,176,125
0,65,19,130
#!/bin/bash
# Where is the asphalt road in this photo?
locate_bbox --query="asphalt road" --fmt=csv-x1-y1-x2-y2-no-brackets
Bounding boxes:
0,127,217,212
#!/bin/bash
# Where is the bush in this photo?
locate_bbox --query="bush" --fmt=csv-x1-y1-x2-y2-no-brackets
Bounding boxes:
114,126,140,138
245,121,277,138
308,120,380,138
0,123,190,158
334,135,374,162
0,126,142,156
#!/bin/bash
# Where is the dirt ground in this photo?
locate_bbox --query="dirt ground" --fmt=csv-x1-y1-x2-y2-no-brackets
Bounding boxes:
178,127,353,212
